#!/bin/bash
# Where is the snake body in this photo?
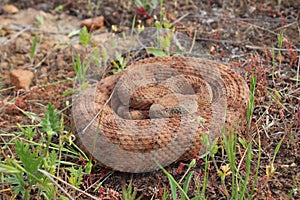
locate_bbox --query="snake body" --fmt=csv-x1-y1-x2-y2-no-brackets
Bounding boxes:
72,56,250,173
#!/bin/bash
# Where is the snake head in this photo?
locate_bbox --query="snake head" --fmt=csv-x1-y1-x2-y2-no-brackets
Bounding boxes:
149,94,199,118
149,103,198,118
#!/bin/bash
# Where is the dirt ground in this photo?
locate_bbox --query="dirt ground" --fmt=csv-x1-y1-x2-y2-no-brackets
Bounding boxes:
0,0,299,199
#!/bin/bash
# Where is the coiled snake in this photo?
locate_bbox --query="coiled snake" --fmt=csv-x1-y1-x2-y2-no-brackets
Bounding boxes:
72,56,250,173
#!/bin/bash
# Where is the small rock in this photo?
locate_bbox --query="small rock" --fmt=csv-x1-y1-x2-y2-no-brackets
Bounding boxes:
0,61,9,69
248,6,256,14
276,55,285,62
14,37,30,54
56,54,67,67
146,18,154,26
9,55,26,66
35,3,53,12
210,46,216,54
2,4,19,14
10,69,34,90
40,66,48,74
81,16,104,31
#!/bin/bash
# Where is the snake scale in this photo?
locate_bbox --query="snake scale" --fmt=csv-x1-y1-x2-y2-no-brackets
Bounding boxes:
72,56,250,173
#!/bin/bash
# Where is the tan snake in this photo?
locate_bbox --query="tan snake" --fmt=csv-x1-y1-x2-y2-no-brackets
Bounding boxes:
72,56,250,173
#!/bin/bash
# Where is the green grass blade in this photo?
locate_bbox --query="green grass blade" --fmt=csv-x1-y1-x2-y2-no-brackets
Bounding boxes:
249,134,262,199
162,188,169,200
157,162,190,200
169,176,177,200
181,171,194,200
272,135,285,164
247,73,256,130
240,143,253,199
30,35,38,62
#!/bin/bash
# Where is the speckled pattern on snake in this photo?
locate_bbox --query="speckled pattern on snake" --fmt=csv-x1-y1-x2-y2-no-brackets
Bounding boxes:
72,56,250,173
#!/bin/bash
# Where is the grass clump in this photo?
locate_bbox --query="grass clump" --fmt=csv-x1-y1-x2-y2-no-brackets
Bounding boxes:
0,103,93,199
122,180,143,200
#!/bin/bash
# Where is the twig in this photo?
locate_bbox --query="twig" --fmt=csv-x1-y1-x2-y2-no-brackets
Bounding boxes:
75,171,114,199
38,169,75,200
226,17,297,23
246,45,300,52
34,43,56,69
171,12,190,26
196,37,242,44
11,23,71,35
240,21,278,36
1,25,32,47
189,29,197,54
274,21,298,31
81,85,115,134
297,56,299,87
38,169,99,200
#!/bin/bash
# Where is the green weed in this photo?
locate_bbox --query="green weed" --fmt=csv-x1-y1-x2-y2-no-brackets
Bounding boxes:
110,51,127,74
72,53,90,87
30,35,38,64
217,78,262,199
146,22,175,56
265,135,285,180
158,160,194,200
277,31,284,57
161,188,169,200
35,15,44,26
79,26,92,46
159,133,219,200
0,77,3,90
122,180,143,200
270,31,284,81
0,103,90,199
221,131,258,199
249,133,262,198
68,165,84,196
247,73,256,130
54,5,64,12
197,134,218,199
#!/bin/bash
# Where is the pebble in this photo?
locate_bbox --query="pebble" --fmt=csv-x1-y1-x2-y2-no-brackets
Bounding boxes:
9,69,34,90
9,55,26,66
0,61,9,69
276,55,285,62
2,4,19,14
14,37,30,54
81,16,104,31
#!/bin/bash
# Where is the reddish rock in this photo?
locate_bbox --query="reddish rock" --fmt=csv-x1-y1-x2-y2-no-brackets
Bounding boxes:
81,16,104,31
276,55,285,62
9,69,34,90
2,4,19,14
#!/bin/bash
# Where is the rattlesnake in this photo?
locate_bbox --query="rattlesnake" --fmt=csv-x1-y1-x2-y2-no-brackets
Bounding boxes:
72,56,250,173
